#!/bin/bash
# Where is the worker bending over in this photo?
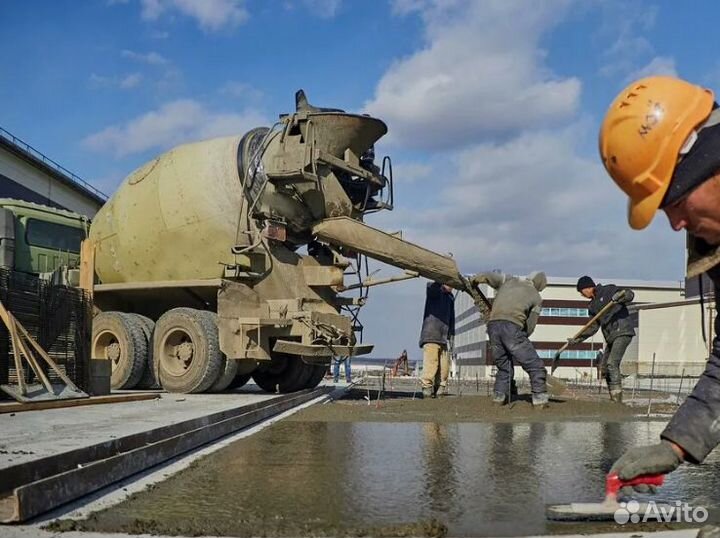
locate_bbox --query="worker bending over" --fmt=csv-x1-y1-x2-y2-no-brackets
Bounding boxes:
471,271,549,407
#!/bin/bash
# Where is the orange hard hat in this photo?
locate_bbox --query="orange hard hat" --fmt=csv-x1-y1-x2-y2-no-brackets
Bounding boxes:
599,76,714,229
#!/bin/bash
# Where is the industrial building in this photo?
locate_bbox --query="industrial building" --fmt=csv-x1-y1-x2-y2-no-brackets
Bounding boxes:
0,127,105,217
453,276,697,382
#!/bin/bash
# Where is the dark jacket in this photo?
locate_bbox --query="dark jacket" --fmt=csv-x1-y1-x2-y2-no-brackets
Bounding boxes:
578,283,635,343
661,235,720,463
419,282,455,348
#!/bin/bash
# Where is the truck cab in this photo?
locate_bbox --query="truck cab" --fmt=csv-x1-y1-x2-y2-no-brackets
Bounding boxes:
0,198,88,275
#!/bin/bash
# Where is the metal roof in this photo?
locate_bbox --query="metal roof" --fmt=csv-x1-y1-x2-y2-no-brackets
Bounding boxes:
0,126,107,204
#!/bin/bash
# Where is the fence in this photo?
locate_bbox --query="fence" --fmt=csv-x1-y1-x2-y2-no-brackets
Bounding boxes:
0,268,92,395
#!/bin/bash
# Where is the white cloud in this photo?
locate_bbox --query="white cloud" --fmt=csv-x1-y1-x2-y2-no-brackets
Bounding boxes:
121,49,169,65
627,55,677,82
82,99,267,158
364,0,581,150
89,72,143,91
140,0,248,31
302,0,341,18
597,2,663,79
218,81,263,101
119,73,143,89
367,125,684,280
394,162,432,184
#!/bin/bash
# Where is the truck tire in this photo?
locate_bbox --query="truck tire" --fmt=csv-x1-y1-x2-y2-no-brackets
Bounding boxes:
209,356,238,392
227,372,252,390
302,363,327,389
125,314,159,390
92,312,147,390
252,353,314,393
155,308,223,394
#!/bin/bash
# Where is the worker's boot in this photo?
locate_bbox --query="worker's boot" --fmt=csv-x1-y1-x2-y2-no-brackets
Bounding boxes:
438,384,449,397
492,392,507,406
610,389,623,404
421,386,433,399
532,393,550,408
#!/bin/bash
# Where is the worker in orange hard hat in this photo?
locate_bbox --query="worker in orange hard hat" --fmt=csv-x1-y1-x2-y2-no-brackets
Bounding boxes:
599,75,720,499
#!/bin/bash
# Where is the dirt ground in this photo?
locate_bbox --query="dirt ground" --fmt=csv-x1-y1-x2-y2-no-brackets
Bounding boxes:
290,389,676,423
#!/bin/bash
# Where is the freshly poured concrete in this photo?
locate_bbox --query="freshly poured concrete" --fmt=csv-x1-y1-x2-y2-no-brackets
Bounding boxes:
0,386,277,468
50,395,720,537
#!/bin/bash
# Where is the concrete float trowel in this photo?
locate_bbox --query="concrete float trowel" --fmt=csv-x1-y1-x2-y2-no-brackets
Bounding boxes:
546,472,668,521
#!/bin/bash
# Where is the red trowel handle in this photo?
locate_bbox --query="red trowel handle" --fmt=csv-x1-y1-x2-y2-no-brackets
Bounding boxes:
606,472,665,498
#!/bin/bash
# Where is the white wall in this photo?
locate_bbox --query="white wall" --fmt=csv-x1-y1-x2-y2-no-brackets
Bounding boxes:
0,146,101,217
636,300,710,376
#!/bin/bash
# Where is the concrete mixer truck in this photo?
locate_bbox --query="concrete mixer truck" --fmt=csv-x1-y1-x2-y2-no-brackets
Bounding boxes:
83,91,490,394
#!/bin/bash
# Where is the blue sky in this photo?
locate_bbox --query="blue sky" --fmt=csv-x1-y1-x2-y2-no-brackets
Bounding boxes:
2,0,718,355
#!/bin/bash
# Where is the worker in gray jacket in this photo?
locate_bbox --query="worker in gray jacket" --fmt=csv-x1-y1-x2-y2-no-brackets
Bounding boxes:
470,271,549,407
573,276,635,403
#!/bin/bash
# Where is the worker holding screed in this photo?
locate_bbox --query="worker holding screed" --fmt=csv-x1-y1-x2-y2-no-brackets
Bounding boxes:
470,271,549,407
598,75,720,501
571,275,635,403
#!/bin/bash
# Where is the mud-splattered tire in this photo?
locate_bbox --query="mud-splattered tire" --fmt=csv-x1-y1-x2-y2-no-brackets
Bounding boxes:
125,314,159,390
209,356,239,392
302,363,327,389
92,312,147,390
227,372,252,390
155,308,223,394
252,353,314,393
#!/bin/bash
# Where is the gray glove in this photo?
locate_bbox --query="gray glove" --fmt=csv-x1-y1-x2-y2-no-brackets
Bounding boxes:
610,441,682,495
566,337,581,346
611,290,627,303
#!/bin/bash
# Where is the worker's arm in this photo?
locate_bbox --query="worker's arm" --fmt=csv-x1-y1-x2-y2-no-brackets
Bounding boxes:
470,271,506,290
611,282,720,488
611,287,635,304
570,319,600,344
525,294,542,336
660,349,720,463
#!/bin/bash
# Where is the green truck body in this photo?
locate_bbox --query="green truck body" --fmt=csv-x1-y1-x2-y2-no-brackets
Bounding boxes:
0,198,88,275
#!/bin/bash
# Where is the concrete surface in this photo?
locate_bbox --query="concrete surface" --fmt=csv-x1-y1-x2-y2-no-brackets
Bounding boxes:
0,385,278,468
0,526,703,538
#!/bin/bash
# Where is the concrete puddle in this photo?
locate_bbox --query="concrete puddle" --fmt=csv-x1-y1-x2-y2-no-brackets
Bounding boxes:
51,396,720,537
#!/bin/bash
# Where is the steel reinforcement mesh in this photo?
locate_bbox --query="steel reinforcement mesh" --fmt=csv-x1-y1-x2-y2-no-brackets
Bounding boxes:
0,269,92,395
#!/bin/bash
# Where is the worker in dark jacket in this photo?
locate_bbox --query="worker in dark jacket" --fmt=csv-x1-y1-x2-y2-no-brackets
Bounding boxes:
573,276,635,403
419,282,455,398
597,76,720,502
471,271,549,407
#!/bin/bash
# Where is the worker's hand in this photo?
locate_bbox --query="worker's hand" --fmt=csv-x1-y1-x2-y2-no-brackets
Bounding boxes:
470,273,487,285
611,289,627,303
566,337,580,346
610,441,683,495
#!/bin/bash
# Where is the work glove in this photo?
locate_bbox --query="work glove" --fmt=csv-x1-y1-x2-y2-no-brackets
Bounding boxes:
610,440,683,496
611,289,628,303
566,337,581,346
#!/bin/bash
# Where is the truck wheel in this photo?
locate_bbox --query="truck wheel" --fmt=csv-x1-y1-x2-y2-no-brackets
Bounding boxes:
93,312,147,390
302,363,328,389
155,308,223,394
126,314,160,390
227,372,252,390
209,356,238,392
252,353,314,393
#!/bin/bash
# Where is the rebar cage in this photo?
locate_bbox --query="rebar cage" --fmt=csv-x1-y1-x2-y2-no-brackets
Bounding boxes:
0,268,92,395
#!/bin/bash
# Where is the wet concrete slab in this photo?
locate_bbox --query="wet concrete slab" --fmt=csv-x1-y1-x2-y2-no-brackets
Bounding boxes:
0,385,277,468
48,395,720,537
